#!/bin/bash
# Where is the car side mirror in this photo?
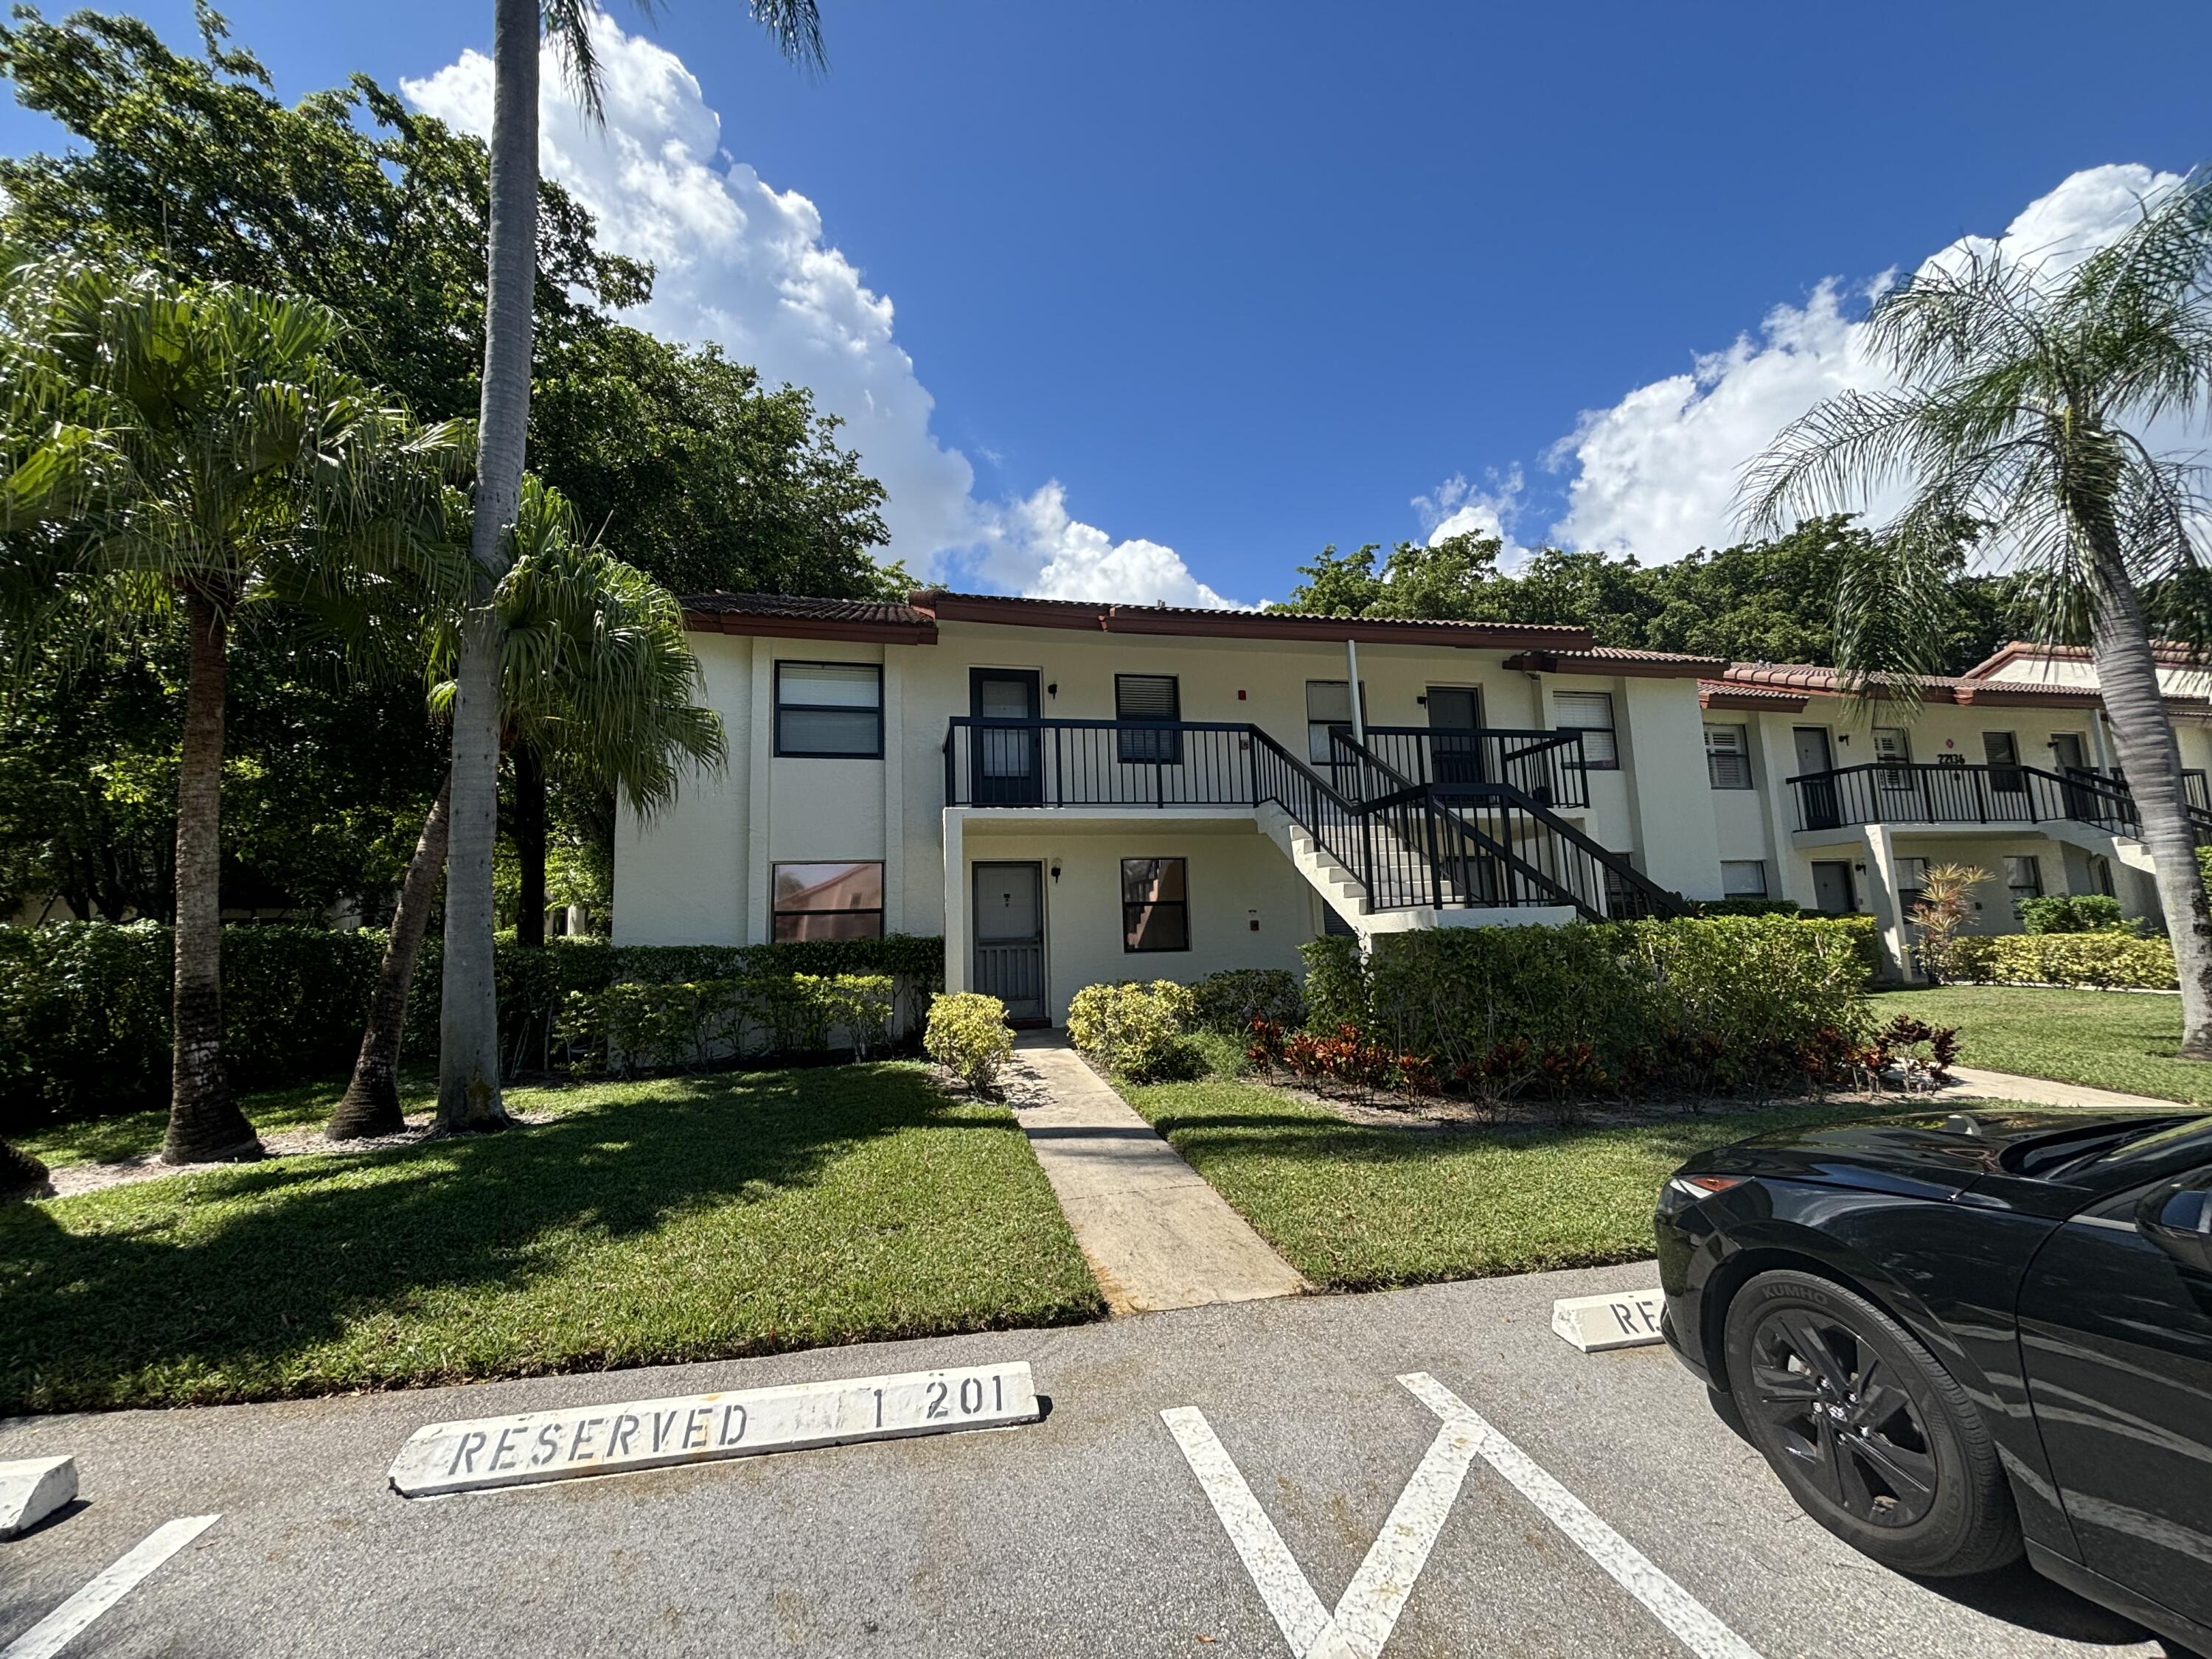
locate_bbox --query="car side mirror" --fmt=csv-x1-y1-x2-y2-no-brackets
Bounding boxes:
2135,1169,2212,1274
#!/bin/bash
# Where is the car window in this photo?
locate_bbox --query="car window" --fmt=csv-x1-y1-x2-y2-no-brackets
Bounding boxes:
2072,1116,2212,1174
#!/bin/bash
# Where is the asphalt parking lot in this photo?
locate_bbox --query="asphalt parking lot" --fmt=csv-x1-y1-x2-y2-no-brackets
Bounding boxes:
0,1259,2190,1658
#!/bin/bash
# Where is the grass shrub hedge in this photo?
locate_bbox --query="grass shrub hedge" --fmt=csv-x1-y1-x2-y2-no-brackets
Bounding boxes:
0,922,943,1134
1947,931,2177,990
1307,914,1874,1096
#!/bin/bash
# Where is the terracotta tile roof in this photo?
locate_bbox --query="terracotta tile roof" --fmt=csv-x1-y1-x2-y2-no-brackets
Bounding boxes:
681,591,938,643
1698,680,1809,712
907,590,1596,650
1961,639,2210,678
1713,661,2120,709
1501,644,1728,678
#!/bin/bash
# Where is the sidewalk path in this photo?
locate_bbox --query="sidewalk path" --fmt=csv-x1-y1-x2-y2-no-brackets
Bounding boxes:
1941,1065,2199,1113
1006,1034,1306,1315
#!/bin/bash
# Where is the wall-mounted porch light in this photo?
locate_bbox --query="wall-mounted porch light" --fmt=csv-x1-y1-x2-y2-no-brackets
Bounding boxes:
1050,860,1062,884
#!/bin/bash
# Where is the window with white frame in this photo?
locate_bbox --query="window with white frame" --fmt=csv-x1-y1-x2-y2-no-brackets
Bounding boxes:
1721,859,1768,898
1305,681,1366,764
1897,857,1928,917
774,661,883,757
2005,855,2043,906
1704,724,1753,790
1553,692,1617,769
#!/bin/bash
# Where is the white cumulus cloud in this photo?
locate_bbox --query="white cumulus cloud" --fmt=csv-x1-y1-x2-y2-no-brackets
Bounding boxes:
402,14,1236,605
1541,164,2190,563
1412,467,1529,566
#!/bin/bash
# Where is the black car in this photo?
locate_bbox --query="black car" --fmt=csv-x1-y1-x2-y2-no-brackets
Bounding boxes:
1656,1107,2212,1654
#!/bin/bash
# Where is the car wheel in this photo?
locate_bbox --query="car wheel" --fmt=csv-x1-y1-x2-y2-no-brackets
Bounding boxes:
1722,1268,2021,1576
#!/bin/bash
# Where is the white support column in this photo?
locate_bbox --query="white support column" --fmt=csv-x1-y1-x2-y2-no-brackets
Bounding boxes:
1346,639,1365,743
942,810,968,994
1862,824,1914,981
745,648,775,945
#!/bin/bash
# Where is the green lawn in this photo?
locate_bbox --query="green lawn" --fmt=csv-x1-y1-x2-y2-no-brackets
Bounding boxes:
1121,1081,2041,1293
1878,984,2212,1103
0,1063,1103,1412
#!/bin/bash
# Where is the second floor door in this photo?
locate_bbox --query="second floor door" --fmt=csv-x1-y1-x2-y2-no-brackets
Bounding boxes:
1426,686,1484,791
970,669,1043,805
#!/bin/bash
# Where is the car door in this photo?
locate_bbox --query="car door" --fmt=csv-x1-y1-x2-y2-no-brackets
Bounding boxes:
2016,1168,2212,1630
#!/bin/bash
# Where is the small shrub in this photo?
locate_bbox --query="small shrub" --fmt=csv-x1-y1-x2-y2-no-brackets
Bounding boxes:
1949,931,2176,990
924,992,1012,1091
1870,1015,1962,1084
1,1138,50,1202
2016,894,2129,934
1298,936,1367,1030
1067,980,1202,1079
827,974,897,1058
1245,1017,1287,1078
1187,1028,1253,1081
1189,969,1304,1034
1909,863,1989,981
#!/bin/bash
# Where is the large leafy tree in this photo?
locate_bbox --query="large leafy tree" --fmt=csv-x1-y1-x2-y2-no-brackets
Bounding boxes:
1741,170,2212,1052
330,478,724,1137
0,4,887,948
0,261,461,1160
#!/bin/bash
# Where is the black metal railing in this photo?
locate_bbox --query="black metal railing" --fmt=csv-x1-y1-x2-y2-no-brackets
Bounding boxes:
2073,765,2211,813
1354,726,1590,809
1787,761,2148,835
1328,731,1678,920
945,717,1683,920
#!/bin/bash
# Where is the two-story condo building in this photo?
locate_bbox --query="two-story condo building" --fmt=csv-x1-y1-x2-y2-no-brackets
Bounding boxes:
612,592,2212,1012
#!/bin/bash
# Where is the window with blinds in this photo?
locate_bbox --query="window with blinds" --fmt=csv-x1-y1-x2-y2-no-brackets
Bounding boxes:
1721,859,1768,897
1115,674,1183,763
1552,692,1617,769
1704,724,1752,790
774,661,883,757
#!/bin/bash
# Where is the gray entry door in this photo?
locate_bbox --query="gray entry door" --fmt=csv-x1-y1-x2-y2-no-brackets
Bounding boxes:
1811,860,1855,915
973,862,1046,1022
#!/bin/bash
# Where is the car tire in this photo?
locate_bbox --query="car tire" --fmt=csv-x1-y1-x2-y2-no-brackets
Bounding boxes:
1722,1268,2022,1577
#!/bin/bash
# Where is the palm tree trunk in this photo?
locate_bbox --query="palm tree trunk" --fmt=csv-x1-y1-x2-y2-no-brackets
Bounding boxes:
437,0,539,1134
514,740,547,948
162,589,262,1164
330,771,453,1139
2086,540,2212,1057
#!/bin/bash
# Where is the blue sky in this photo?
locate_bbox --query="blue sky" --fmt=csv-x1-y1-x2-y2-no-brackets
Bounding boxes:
7,1,2210,604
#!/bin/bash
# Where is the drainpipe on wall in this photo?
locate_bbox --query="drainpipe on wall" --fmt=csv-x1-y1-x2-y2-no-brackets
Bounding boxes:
1346,638,1365,743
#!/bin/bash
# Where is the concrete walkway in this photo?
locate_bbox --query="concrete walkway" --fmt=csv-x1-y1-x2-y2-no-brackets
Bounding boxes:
1940,1065,2197,1113
1006,1034,1307,1315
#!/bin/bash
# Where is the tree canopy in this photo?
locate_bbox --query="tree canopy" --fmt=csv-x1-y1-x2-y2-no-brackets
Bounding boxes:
1271,516,2031,675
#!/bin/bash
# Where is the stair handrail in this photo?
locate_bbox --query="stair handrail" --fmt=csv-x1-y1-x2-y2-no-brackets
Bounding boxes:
1329,731,1684,920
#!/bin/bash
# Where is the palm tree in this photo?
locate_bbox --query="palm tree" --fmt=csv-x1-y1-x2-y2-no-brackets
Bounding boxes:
1741,168,2212,1053
442,0,826,1129
330,478,724,1138
1,260,460,1161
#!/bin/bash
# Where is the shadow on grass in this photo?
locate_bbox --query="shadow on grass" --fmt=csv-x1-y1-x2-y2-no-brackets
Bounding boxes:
0,1066,1029,1413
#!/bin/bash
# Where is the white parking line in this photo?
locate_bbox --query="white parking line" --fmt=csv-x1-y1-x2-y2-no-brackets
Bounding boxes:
1400,1372,1765,1659
1164,1403,1482,1659
1,1514,219,1659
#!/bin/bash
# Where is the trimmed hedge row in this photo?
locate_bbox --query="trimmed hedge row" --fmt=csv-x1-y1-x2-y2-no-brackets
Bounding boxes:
1947,931,2177,990
0,922,944,1132
1304,914,1875,1096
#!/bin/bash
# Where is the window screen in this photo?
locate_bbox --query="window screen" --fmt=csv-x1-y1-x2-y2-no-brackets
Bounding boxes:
776,662,883,757
1704,725,1752,790
1553,692,1617,768
1721,859,1767,897
2005,855,2043,905
1116,674,1183,764
1121,858,1189,952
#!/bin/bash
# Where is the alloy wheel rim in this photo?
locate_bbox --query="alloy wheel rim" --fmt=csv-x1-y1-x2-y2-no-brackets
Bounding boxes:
1747,1307,1938,1528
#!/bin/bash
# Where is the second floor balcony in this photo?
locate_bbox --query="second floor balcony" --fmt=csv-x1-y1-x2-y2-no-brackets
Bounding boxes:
1788,760,2211,838
942,717,1591,810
